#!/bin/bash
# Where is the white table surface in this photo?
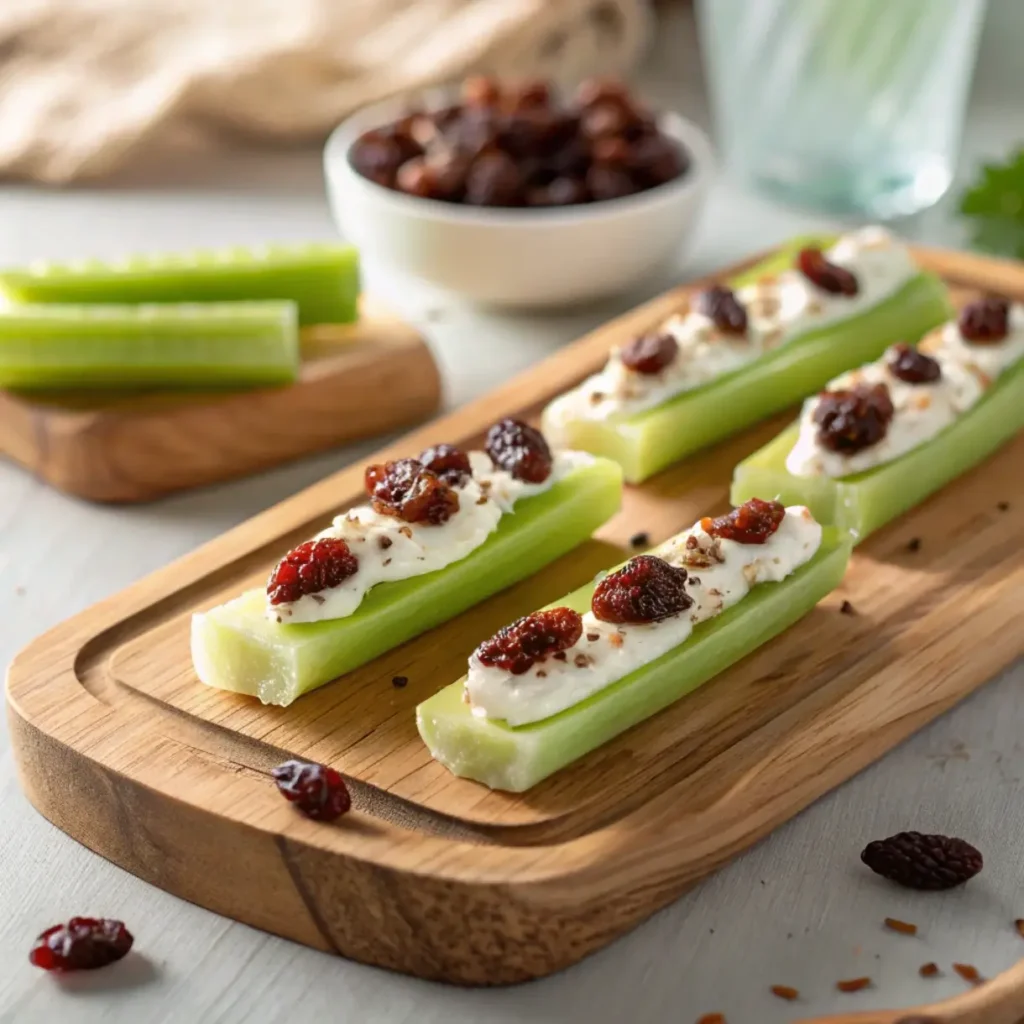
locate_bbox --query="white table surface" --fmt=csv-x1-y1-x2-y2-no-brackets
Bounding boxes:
2,8,1022,1023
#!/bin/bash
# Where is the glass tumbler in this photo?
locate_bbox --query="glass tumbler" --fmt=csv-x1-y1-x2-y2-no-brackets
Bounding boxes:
697,0,988,218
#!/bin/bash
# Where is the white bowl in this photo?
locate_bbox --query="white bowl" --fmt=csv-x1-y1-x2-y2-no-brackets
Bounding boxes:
323,92,714,308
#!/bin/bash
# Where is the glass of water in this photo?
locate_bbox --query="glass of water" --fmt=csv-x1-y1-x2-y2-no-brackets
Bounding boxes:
697,0,988,219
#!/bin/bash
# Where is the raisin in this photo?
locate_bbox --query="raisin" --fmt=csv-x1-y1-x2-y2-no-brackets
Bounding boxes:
797,247,859,296
465,151,524,206
418,444,472,485
508,80,551,110
701,498,785,545
527,176,588,207
813,382,894,453
272,760,351,821
628,134,687,187
959,297,1010,343
349,130,407,188
29,918,133,972
391,675,408,688
485,418,553,483
365,458,460,525
267,537,359,605
586,163,637,201
580,102,633,140
591,555,693,624
861,831,983,890
575,78,632,112
620,332,678,374
475,607,583,674
888,343,941,384
461,75,502,109
697,285,748,336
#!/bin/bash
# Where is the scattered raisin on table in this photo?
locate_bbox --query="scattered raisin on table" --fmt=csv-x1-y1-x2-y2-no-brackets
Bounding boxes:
475,607,583,675
814,382,895,454
485,417,553,483
271,760,351,821
418,444,472,485
365,458,460,525
591,555,693,624
697,285,748,336
29,918,133,972
267,537,359,605
701,498,785,545
888,343,942,384
861,831,983,890
620,332,678,375
959,297,1010,343
797,246,859,296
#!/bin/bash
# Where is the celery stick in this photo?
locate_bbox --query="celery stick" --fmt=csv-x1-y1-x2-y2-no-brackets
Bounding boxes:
730,358,1024,541
192,457,624,706
0,301,299,389
417,529,850,792
545,272,952,483
0,243,359,326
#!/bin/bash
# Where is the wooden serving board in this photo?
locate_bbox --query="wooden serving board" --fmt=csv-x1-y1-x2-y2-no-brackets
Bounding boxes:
7,246,1024,1013
0,298,441,503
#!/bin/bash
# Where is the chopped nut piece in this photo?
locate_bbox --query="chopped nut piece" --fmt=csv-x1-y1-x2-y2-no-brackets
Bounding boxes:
885,917,918,936
586,632,600,642
770,985,798,1001
608,633,623,648
836,977,871,993
574,653,590,668
378,535,393,550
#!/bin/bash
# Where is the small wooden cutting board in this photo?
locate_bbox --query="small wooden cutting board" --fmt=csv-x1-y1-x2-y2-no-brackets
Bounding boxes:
0,298,441,503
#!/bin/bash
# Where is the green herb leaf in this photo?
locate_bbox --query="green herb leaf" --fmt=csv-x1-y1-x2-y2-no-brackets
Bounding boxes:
960,148,1024,260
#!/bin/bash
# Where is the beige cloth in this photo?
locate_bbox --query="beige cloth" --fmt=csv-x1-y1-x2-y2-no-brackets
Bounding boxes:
0,0,651,184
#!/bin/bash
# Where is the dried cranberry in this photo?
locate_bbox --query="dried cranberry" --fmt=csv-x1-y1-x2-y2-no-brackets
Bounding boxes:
348,130,407,188
465,151,524,206
620,332,678,374
958,297,1010,343
592,555,692,624
267,537,359,605
797,247,859,296
271,760,351,821
701,498,786,545
814,382,895,453
698,285,748,336
365,458,460,525
888,343,941,384
30,918,133,971
418,443,472,485
475,607,583,674
586,163,637,201
485,418,553,483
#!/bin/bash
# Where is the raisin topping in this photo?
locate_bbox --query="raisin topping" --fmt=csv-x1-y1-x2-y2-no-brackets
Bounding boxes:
620,332,678,375
797,246,859,296
861,831,983,890
888,343,942,384
485,417,553,483
959,297,1010,343
475,607,583,675
267,537,359,605
701,498,785,545
29,918,133,972
418,443,472,485
365,458,460,525
813,382,895,453
591,555,693,624
697,285,748,336
271,760,351,821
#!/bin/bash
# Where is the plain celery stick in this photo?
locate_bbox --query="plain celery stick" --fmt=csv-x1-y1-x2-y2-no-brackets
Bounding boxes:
417,529,850,792
191,457,624,706
0,301,299,389
730,357,1024,541
0,243,359,326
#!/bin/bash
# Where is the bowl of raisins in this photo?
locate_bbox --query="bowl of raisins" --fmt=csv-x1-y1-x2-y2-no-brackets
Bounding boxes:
324,77,712,307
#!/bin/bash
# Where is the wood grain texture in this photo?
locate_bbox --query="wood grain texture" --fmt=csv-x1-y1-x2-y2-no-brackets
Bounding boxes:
0,298,441,503
6,246,1024,1002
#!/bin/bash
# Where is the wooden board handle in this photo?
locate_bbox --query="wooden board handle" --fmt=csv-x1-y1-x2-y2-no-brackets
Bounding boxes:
799,957,1024,1023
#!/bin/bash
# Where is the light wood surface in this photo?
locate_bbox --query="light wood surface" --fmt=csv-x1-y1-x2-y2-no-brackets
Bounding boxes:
6,246,1024,1009
0,299,441,503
